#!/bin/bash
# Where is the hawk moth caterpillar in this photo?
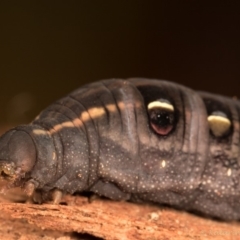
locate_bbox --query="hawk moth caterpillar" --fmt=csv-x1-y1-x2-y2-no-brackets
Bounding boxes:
0,78,239,220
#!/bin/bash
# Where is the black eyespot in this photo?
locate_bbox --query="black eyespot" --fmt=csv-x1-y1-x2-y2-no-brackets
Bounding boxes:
147,99,175,136
149,109,175,135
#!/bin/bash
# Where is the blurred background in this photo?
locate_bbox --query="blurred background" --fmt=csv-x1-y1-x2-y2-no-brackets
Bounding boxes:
0,1,239,127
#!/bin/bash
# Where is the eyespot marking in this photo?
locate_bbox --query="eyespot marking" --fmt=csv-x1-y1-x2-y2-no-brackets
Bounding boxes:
207,111,231,137
148,99,175,136
148,99,174,111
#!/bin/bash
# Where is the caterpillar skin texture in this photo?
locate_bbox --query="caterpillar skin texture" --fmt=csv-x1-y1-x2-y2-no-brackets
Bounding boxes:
0,78,239,220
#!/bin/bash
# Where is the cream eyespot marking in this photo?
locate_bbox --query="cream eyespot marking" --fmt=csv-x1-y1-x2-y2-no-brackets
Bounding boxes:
207,111,231,137
148,99,174,111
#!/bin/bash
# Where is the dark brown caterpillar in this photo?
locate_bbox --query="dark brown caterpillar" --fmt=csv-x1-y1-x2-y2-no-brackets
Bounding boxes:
0,78,239,220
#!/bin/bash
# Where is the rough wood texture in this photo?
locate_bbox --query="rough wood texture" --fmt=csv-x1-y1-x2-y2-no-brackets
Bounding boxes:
0,191,240,240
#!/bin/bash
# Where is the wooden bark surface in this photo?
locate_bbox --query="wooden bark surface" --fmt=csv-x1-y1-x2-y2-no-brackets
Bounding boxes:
0,190,240,240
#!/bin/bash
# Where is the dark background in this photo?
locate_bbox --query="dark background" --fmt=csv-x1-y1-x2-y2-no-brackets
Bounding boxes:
0,1,239,125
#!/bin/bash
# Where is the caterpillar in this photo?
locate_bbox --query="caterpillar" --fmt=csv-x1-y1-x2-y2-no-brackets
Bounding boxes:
0,78,239,220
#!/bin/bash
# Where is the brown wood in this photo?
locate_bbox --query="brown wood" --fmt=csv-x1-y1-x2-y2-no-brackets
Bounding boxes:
0,190,240,240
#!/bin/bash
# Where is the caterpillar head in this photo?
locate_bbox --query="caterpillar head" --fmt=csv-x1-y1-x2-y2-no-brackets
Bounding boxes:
0,129,36,190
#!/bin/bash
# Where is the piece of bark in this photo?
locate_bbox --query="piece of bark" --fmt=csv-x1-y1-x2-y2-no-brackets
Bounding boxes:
0,193,240,240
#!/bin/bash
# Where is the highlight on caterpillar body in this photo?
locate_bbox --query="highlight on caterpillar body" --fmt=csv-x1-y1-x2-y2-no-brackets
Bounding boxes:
0,78,239,220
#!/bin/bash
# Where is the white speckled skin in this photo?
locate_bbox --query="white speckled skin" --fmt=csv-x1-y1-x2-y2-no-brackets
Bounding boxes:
0,78,240,220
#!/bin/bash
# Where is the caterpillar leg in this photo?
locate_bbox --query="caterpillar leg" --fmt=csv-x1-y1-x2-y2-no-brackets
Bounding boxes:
52,188,63,204
24,180,36,197
24,179,44,203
